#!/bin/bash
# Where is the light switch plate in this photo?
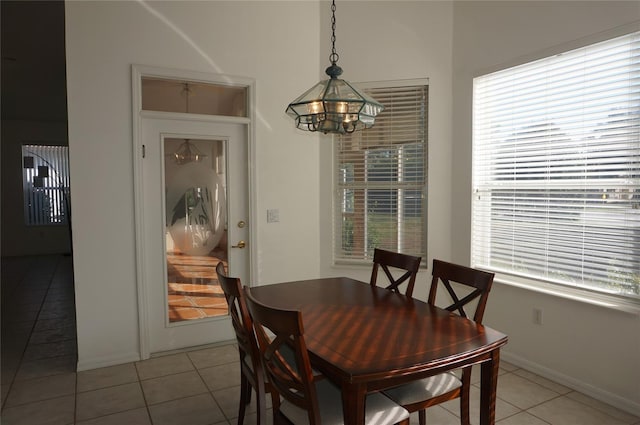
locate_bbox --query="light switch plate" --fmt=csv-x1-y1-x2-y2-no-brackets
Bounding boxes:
267,209,279,223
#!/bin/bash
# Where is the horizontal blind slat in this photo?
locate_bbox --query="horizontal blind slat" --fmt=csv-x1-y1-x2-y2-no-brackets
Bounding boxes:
472,30,640,299
335,82,428,262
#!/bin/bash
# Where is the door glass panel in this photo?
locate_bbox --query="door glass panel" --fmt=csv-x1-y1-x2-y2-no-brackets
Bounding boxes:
142,77,247,117
164,138,228,323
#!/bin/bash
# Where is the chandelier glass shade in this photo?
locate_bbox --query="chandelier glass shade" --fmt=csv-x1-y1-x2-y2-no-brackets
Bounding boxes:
285,1,384,135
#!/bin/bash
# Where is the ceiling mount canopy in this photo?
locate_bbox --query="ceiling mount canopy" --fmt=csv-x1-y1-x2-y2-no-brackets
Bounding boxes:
285,0,384,135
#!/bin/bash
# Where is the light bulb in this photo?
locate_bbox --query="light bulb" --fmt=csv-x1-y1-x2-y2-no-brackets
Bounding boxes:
309,101,322,114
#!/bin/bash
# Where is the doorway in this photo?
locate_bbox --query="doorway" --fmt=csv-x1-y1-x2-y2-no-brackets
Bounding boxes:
133,66,254,357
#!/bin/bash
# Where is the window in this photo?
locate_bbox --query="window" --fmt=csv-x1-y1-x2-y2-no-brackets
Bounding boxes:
472,31,640,299
22,145,71,225
334,81,428,264
141,77,247,118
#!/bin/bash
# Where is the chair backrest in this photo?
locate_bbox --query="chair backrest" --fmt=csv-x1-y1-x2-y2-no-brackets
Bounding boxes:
428,259,495,323
215,262,262,376
244,287,321,425
370,248,422,297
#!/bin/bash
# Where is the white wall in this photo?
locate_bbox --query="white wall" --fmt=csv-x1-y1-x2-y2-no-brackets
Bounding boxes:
451,1,640,415
318,1,455,302
65,1,322,369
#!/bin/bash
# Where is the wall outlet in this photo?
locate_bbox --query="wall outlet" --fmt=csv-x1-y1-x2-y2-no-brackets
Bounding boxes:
533,308,544,325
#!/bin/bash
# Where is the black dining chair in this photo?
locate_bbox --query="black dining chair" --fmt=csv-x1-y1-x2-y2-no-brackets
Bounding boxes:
370,248,422,297
244,286,411,425
383,259,495,425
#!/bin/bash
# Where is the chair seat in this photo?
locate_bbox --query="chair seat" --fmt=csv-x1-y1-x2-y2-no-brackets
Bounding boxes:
281,379,410,425
383,372,462,406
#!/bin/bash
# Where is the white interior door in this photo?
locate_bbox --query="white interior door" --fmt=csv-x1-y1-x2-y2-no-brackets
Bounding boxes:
141,117,249,354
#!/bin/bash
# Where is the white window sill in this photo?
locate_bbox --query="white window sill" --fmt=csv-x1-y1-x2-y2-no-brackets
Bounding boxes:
493,275,640,316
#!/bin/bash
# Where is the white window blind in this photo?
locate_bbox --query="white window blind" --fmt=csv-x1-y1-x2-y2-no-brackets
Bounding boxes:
472,31,640,298
22,145,71,225
335,82,428,264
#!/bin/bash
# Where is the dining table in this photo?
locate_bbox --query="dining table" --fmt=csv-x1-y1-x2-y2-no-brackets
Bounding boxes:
249,276,508,425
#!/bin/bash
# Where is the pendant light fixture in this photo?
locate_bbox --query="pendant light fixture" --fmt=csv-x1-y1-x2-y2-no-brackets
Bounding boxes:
169,139,207,165
163,86,208,165
286,0,384,135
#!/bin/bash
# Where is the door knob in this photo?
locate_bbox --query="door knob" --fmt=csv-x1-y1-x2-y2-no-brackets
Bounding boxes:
232,240,246,249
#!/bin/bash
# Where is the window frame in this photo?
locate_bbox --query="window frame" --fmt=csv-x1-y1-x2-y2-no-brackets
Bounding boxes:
471,30,640,310
333,79,429,266
22,144,71,226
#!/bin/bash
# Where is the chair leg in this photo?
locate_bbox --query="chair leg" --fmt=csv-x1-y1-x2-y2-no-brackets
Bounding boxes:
460,392,471,425
460,371,472,425
270,392,284,425
255,386,267,425
238,374,250,425
246,381,253,404
419,409,426,425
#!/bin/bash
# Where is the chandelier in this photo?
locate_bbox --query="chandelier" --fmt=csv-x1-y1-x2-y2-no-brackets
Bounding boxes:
169,139,207,165
285,0,384,135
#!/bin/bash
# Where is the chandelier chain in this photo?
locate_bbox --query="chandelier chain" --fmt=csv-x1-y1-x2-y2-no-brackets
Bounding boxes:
329,0,339,65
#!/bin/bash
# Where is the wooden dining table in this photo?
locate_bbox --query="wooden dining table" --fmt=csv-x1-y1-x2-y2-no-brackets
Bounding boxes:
249,276,508,425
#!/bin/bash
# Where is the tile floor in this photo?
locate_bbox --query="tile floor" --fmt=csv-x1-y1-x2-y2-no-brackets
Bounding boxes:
2,255,639,425
166,252,228,322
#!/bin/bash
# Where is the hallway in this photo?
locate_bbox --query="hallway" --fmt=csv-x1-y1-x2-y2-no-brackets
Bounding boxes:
0,255,262,425
1,255,77,400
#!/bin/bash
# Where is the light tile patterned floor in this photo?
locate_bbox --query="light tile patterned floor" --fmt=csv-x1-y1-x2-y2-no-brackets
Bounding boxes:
166,252,227,322
2,255,639,425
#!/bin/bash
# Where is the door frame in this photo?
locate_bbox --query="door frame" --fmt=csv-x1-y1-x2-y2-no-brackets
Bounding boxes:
131,64,257,359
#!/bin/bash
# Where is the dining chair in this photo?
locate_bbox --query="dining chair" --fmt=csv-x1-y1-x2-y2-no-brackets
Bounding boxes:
370,248,422,297
383,259,495,425
215,262,270,425
244,287,411,425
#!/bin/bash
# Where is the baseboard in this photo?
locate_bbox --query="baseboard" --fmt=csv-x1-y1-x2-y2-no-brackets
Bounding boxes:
502,350,640,417
76,351,142,372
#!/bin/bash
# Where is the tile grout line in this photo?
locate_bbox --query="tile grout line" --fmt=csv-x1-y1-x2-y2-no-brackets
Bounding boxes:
1,256,60,412
133,357,157,425
503,367,633,423
189,347,236,423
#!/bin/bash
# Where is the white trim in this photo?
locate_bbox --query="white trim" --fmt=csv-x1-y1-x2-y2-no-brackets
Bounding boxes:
356,78,430,90
131,65,149,359
140,110,250,125
473,21,640,78
77,351,142,372
132,64,254,90
246,80,258,287
493,277,640,315
149,338,236,358
502,350,640,417
131,64,257,360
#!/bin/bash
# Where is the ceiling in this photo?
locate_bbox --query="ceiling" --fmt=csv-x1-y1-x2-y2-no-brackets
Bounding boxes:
1,0,67,122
